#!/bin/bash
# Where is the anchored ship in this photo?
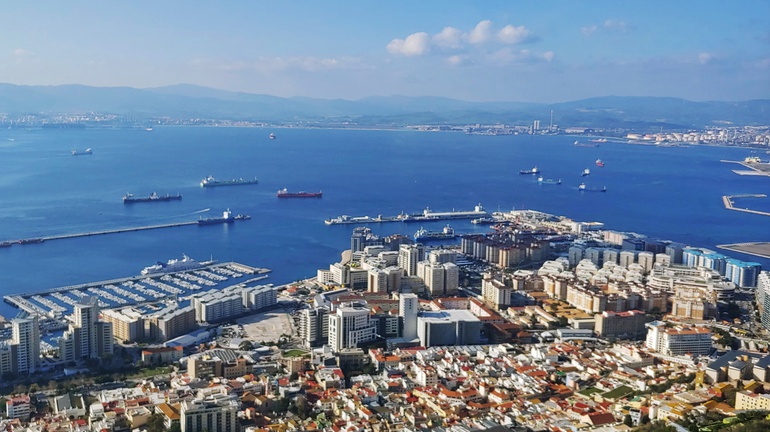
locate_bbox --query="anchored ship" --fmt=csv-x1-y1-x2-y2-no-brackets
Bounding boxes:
579,183,607,192
519,166,540,175
200,175,259,188
123,192,182,203
538,177,561,185
197,209,251,225
277,188,322,198
71,148,92,156
414,224,456,241
595,159,605,167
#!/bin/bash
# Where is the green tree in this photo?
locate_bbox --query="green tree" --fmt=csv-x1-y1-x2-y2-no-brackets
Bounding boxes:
145,413,166,432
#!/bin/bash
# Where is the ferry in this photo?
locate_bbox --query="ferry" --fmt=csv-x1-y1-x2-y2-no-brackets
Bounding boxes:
414,224,456,241
519,166,540,175
595,159,605,167
141,254,203,275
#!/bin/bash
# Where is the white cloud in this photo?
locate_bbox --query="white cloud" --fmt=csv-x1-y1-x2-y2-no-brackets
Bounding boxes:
490,47,554,64
542,51,555,62
581,25,598,36
11,48,33,57
447,55,468,66
497,25,531,44
387,32,430,56
698,52,714,64
432,27,463,49
604,19,631,33
467,20,492,44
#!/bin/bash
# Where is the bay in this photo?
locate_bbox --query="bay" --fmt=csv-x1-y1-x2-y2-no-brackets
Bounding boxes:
0,127,767,318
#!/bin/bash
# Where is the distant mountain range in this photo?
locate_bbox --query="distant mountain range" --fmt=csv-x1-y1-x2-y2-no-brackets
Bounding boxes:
0,83,767,129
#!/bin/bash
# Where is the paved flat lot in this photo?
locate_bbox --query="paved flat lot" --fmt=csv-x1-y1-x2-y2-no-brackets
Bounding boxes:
719,242,770,259
237,311,293,343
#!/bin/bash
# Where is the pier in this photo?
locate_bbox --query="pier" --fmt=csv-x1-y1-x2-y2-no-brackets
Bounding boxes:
722,194,770,216
1,217,250,248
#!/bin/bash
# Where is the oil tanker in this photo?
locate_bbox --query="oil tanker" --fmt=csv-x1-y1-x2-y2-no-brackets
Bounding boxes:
123,192,182,203
277,188,322,198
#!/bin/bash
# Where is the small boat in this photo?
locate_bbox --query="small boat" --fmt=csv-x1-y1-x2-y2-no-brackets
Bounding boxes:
579,183,586,191
71,148,92,156
269,133,276,140
582,168,590,176
145,127,153,132
595,159,605,167
519,166,540,175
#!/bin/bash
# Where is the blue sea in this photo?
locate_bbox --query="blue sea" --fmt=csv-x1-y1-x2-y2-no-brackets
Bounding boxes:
0,127,768,318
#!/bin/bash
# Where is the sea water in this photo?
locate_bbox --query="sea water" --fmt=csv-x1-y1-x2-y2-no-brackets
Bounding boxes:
0,127,767,317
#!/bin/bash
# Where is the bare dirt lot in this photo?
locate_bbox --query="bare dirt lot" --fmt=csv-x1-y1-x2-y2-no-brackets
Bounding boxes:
236,311,294,343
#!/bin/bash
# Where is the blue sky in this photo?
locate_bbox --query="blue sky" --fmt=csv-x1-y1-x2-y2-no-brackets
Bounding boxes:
1,1,768,102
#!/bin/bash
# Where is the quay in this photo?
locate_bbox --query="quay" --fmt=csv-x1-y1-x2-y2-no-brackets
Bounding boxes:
3,261,271,316
720,159,770,177
1,217,250,248
722,194,770,216
325,204,488,225
717,242,770,260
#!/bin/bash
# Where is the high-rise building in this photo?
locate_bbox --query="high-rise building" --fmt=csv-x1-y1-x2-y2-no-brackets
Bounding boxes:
179,398,238,432
58,296,113,361
417,310,481,347
757,272,770,330
482,276,511,310
399,244,424,276
725,260,762,288
328,303,378,352
645,321,711,357
11,312,40,374
299,307,329,347
399,293,419,341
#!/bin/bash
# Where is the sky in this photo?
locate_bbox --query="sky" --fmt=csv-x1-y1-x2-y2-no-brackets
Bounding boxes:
1,1,769,103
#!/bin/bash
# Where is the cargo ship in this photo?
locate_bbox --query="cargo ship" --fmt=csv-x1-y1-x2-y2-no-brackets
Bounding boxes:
414,224,456,241
200,175,259,188
595,159,605,167
197,209,251,225
277,188,322,198
537,177,561,185
519,166,540,175
574,141,598,148
123,192,182,203
71,148,92,156
140,254,204,275
579,183,607,192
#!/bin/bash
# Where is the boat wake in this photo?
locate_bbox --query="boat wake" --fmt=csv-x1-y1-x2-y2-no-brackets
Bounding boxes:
192,208,211,214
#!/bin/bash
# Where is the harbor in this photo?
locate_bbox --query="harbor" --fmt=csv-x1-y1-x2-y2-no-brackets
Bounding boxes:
3,260,271,317
722,194,770,217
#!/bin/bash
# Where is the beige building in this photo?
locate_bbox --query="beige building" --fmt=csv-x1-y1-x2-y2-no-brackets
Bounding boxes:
735,391,770,411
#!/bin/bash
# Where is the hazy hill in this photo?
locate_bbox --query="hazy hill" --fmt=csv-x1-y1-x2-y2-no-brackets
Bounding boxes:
0,83,768,128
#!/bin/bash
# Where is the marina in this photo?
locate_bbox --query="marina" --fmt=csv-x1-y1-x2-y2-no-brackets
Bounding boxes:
3,261,270,317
